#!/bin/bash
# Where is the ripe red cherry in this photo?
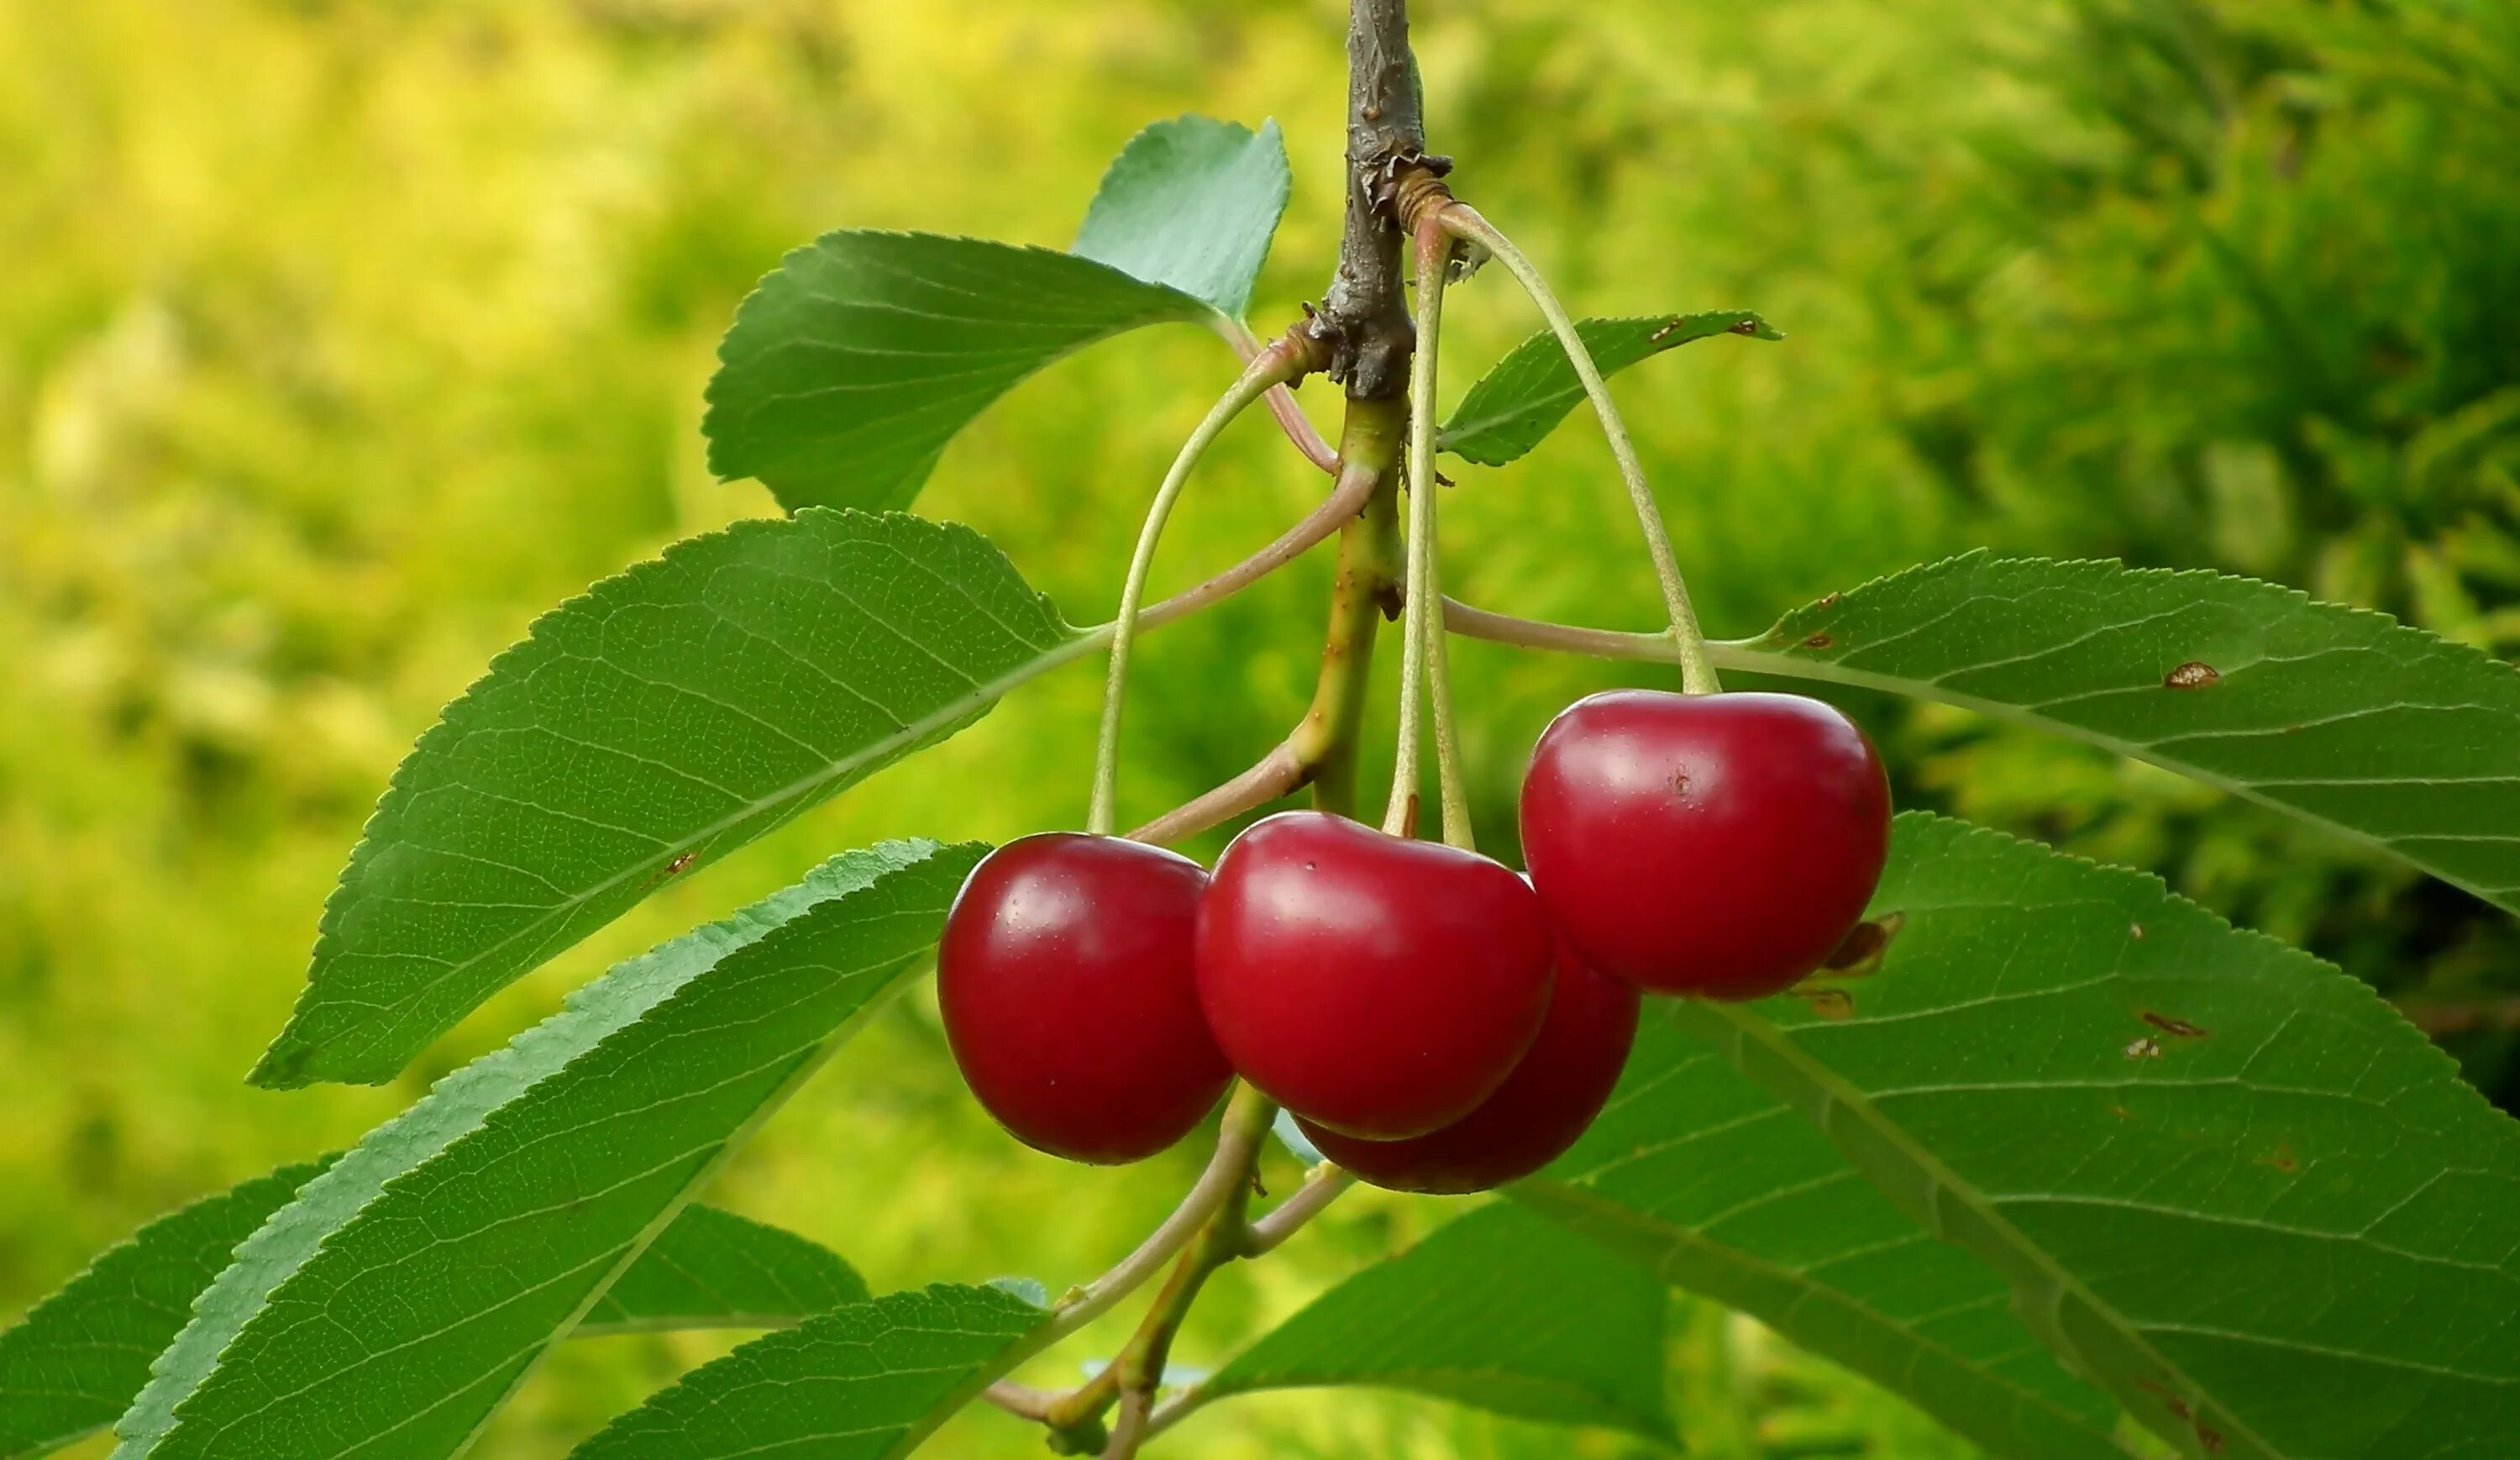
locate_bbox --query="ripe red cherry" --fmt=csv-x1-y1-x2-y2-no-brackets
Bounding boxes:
1520,691,1890,1001
1298,943,1639,1194
937,833,1231,1164
1196,811,1555,1141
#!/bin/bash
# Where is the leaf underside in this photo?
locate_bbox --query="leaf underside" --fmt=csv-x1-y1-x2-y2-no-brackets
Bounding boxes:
1672,814,2520,1460
1071,115,1290,318
569,1283,1048,1460
1724,552,2520,917
260,508,1069,1090
119,841,977,1460
1438,311,1782,466
1205,1202,1677,1446
0,1171,850,1460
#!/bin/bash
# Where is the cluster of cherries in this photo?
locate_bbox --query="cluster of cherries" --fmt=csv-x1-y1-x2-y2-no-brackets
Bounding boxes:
937,690,1892,1195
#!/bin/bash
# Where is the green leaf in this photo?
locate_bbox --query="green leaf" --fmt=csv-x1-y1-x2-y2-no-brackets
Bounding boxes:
1678,813,2520,1460
118,841,979,1460
576,1205,866,1337
1514,1027,2129,1460
258,509,1074,1089
0,1167,856,1460
1202,1203,1677,1446
1073,116,1289,318
570,1284,1048,1460
1439,312,1782,466
704,234,1212,512
0,1163,332,1460
1718,553,2520,916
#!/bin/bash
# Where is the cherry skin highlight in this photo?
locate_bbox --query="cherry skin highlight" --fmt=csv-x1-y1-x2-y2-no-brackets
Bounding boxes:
1195,811,1556,1141
1299,943,1639,1194
937,832,1231,1164
1520,690,1891,1000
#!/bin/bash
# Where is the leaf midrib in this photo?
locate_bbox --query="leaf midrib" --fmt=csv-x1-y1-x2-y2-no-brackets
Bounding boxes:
312,626,1099,1081
1686,1000,2280,1460
1506,1179,2125,1457
1712,640,2517,908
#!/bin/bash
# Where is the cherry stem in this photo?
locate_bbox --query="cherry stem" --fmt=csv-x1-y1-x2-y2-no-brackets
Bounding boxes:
1438,204,1723,696
1216,318,1339,475
1090,345,1309,835
1383,221,1455,838
1247,1164,1353,1254
1126,740,1305,846
1041,1084,1275,1342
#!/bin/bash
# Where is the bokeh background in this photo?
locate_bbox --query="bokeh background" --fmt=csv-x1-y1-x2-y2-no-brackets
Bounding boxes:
5,1,2517,1455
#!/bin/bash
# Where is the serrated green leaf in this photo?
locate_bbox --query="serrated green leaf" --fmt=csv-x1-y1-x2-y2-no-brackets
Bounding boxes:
1073,116,1289,318
1439,312,1782,466
1202,1204,1676,1446
259,509,1074,1089
570,1283,1048,1460
118,841,978,1460
1676,813,2520,1460
0,1174,851,1460
1514,1026,2129,1460
576,1205,866,1337
0,1163,334,1460
1716,553,2520,916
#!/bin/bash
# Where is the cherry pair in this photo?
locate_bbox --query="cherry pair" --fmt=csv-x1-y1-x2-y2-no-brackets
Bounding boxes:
937,689,1888,1195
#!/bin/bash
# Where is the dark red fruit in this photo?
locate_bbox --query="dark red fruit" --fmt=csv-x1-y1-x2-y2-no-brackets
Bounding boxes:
938,832,1231,1164
1196,811,1555,1141
1520,690,1890,1001
1299,943,1639,1194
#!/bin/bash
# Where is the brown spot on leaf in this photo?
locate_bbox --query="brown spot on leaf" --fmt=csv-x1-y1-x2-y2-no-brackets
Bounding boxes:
2136,1379,2192,1421
2111,1105,2133,1121
2129,922,2145,941
2197,1423,2224,1454
1650,318,1688,344
1728,318,1762,335
2268,1144,2299,1174
1803,632,1834,649
2164,660,2221,690
2125,1037,2163,1061
1823,911,1905,976
2142,1011,2209,1039
1814,592,1841,610
1798,987,1856,1019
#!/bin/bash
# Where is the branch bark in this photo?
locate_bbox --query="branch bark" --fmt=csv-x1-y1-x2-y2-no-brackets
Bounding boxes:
1313,0,1424,400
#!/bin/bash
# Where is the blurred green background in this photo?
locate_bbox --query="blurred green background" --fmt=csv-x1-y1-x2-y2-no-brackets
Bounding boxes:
4,0,2517,1455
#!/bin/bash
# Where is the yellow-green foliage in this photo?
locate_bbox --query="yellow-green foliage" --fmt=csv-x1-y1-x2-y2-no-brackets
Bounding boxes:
2,1,2512,1455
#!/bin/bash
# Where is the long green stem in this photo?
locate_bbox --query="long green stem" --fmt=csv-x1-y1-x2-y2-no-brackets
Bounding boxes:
1383,224,1454,838
1090,349,1303,835
1292,400,1407,820
1440,204,1722,696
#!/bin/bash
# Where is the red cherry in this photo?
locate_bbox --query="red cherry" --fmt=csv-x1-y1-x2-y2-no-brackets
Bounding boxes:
938,832,1231,1164
1298,943,1639,1194
1520,691,1890,1000
1196,811,1555,1141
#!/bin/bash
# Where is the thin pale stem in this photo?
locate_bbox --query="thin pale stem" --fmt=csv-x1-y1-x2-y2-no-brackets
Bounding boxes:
1127,740,1305,846
1045,1084,1275,1342
980,1383,1059,1422
1100,1389,1154,1460
1383,223,1453,837
1440,204,1723,696
1442,596,1679,662
1091,349,1305,834
1215,318,1339,474
1247,1167,1354,1255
